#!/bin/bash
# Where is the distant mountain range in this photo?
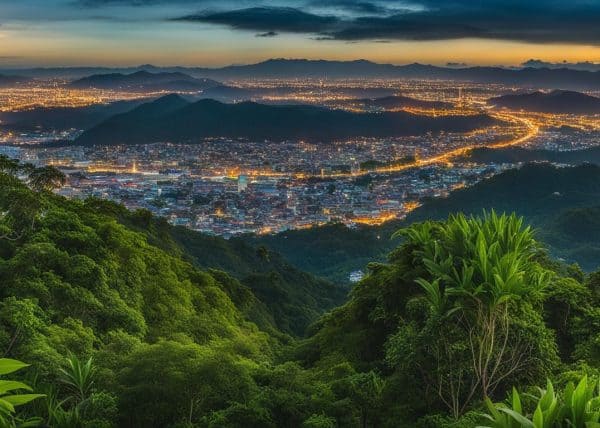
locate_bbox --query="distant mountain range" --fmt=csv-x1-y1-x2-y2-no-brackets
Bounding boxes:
0,74,29,87
488,90,600,114
3,59,600,90
522,59,600,72
73,94,499,145
354,95,453,110
68,70,220,92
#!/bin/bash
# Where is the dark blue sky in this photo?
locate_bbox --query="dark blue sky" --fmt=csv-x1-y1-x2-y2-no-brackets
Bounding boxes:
1,0,598,67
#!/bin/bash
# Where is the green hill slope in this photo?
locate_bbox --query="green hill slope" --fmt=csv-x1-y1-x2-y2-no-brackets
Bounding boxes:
250,163,600,279
78,199,347,337
3,160,600,427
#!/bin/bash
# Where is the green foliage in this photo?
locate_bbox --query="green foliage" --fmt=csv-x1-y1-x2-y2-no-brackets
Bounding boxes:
480,376,600,428
170,226,347,336
301,212,563,423
59,355,96,404
27,166,66,193
0,358,44,428
393,212,554,414
44,355,117,428
302,413,336,427
3,156,600,427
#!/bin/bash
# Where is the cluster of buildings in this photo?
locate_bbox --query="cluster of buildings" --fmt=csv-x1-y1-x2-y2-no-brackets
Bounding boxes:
1,78,597,236
3,134,508,236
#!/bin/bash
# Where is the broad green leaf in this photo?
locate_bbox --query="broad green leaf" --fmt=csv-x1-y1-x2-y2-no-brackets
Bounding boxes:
0,380,32,395
0,397,15,414
3,393,45,407
499,408,535,427
0,359,28,375
533,405,543,428
512,387,523,414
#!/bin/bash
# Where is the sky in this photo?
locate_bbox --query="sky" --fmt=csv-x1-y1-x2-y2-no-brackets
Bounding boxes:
0,0,599,67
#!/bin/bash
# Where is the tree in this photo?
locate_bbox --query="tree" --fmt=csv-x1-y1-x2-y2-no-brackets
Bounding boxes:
347,371,384,428
27,166,66,192
0,298,45,358
0,188,43,241
117,341,257,427
0,156,19,175
386,212,558,417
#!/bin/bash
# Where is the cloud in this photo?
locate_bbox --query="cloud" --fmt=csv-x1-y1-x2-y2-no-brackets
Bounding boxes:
175,7,340,34
308,0,391,15
325,1,600,44
325,14,484,41
79,0,205,5
256,31,277,37
173,1,600,45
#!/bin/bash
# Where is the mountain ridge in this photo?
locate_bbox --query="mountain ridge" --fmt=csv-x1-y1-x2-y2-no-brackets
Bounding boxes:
74,94,499,145
489,90,600,114
68,70,221,92
4,59,600,90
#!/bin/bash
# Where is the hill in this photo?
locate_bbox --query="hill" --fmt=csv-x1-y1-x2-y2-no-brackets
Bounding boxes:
488,90,600,114
522,59,600,72
68,70,220,92
250,163,600,280
74,94,499,145
3,160,600,427
0,163,285,426
462,145,600,165
0,74,29,86
0,99,149,131
7,59,600,90
202,59,600,90
295,212,600,426
99,206,347,336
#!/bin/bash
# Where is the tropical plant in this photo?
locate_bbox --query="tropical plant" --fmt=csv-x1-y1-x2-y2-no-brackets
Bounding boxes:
45,389,82,428
58,355,96,405
389,212,554,417
479,376,600,428
0,358,44,428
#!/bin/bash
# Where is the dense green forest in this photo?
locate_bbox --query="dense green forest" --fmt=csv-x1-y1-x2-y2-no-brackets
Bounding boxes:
3,157,600,427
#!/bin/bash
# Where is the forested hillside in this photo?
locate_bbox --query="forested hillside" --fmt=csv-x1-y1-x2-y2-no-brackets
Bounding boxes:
3,158,600,427
70,198,346,337
251,163,600,281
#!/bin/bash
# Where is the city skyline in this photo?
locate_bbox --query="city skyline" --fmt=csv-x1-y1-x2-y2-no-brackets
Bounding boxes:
1,0,599,67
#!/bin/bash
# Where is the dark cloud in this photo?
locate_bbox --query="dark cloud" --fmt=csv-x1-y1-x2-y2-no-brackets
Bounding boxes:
176,7,340,34
256,31,278,37
173,1,600,45
78,0,218,7
326,1,600,44
309,0,391,15
325,14,484,41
